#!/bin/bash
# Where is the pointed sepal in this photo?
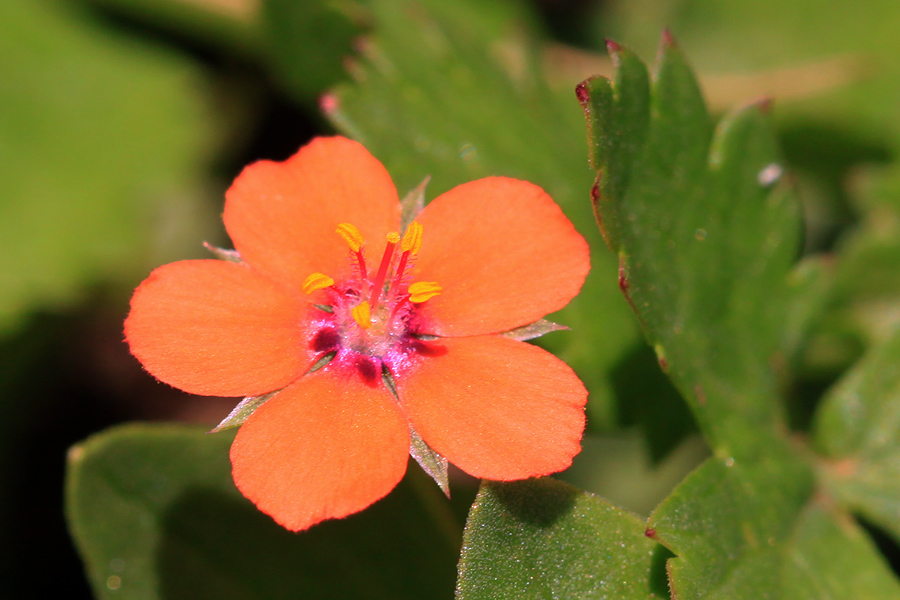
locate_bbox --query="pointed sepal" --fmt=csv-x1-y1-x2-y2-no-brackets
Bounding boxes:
209,391,278,433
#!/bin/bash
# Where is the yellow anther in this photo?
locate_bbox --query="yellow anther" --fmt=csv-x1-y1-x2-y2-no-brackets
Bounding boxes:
302,272,334,294
401,221,423,254
386,231,400,244
336,223,365,252
408,281,442,303
351,301,372,329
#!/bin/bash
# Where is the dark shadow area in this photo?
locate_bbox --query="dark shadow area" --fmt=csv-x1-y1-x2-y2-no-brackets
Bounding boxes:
858,516,900,579
611,342,698,462
157,479,459,600
648,542,676,598
486,479,578,528
0,311,122,599
532,0,612,51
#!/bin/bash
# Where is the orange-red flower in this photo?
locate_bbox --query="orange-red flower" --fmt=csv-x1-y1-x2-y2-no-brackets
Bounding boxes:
125,136,590,531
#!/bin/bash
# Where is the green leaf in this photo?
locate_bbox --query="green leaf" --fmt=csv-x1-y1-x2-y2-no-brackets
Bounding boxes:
456,478,668,599
579,36,805,457
648,449,900,599
583,36,900,598
0,0,217,335
648,447,813,599
814,326,900,543
66,424,460,600
783,503,900,598
325,0,665,434
603,0,900,257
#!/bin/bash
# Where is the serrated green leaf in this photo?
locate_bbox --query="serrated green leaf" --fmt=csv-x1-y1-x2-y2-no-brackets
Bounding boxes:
324,0,672,435
649,448,900,599
580,37,805,457
0,0,217,335
648,447,813,599
456,478,668,599
66,424,459,600
813,326,900,544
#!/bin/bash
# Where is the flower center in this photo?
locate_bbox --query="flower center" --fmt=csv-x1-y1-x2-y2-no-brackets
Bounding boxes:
301,221,440,365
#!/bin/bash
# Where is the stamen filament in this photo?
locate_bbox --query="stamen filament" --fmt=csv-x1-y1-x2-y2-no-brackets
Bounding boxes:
369,232,399,307
387,250,411,299
354,249,368,284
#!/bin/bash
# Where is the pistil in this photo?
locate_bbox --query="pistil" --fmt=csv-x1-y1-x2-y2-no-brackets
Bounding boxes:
368,232,400,308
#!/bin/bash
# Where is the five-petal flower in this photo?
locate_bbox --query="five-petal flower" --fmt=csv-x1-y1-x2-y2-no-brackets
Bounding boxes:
125,136,590,531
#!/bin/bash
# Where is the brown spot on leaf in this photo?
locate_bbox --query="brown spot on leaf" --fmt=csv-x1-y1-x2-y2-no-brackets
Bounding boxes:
694,384,706,406
618,265,629,293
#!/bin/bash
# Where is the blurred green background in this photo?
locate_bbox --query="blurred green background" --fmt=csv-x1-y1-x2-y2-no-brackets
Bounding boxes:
4,0,900,597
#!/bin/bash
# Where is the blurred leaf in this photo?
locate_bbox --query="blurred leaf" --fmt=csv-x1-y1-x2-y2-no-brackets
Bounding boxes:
66,424,459,600
456,478,668,599
648,448,900,599
579,37,809,457
322,0,670,435
79,0,259,53
822,167,900,348
261,0,363,102
784,503,900,598
814,326,900,544
0,0,217,335
560,431,709,517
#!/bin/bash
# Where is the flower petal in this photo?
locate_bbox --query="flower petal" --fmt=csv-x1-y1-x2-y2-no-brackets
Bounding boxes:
224,136,401,293
398,335,586,480
412,177,590,336
125,260,314,397
230,367,409,531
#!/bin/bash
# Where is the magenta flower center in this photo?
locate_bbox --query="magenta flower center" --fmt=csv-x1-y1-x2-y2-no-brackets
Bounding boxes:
302,222,442,384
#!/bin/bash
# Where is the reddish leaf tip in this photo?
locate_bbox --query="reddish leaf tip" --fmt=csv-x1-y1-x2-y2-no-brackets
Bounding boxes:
575,81,590,106
694,384,707,406
755,96,775,113
605,39,622,54
661,28,677,48
319,93,339,115
645,527,657,539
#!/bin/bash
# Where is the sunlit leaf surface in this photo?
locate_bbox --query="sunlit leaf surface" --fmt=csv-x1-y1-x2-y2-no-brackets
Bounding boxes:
457,478,668,600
